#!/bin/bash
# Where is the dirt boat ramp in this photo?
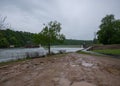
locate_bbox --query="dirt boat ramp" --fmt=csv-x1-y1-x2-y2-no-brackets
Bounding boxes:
0,53,120,86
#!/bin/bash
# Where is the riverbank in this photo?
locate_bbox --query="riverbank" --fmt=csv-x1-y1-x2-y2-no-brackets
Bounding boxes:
86,44,120,58
0,53,120,86
0,47,83,62
0,57,32,67
0,53,65,67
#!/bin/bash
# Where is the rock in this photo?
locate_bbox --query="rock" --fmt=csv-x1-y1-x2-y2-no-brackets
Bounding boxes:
59,78,71,86
71,81,96,86
53,77,59,82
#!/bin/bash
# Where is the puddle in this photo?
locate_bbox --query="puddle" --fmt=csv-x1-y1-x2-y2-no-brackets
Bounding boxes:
82,61,93,67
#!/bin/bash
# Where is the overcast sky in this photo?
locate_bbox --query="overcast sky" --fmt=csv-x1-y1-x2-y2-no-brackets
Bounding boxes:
0,0,120,40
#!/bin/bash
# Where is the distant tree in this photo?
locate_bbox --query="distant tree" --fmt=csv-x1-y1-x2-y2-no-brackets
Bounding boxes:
0,37,9,48
93,38,98,44
9,36,18,46
36,21,65,54
97,14,120,44
0,29,36,48
33,34,41,45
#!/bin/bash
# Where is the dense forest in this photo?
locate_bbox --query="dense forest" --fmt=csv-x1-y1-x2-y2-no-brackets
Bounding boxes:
62,39,93,45
0,29,34,48
0,29,93,48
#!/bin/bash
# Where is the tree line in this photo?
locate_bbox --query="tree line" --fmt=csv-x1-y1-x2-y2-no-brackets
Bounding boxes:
0,29,92,48
0,29,35,48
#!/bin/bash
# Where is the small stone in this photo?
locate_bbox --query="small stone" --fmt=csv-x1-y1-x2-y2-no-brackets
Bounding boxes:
71,81,96,86
53,77,59,82
59,78,71,86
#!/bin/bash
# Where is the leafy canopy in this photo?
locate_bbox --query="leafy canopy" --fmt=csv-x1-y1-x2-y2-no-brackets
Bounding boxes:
34,21,65,54
38,21,65,45
97,14,120,44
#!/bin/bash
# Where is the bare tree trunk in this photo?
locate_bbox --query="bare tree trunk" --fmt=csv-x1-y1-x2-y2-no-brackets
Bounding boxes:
48,31,51,55
48,43,50,55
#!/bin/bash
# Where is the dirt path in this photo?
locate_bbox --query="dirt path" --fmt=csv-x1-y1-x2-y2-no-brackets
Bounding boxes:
0,53,120,86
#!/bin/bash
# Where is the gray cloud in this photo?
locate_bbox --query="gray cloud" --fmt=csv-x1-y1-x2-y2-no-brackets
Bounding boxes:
0,0,120,40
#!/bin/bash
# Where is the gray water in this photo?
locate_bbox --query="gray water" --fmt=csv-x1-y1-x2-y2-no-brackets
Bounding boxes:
0,48,47,62
0,47,83,62
51,47,83,53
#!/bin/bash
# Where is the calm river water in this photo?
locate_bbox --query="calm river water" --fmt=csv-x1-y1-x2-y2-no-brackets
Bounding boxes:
0,47,83,62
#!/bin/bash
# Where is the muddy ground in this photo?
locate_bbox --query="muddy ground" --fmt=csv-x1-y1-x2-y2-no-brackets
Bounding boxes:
0,53,120,86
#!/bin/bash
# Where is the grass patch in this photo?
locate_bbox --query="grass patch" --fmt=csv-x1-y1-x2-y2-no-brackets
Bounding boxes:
76,50,108,57
93,49,120,55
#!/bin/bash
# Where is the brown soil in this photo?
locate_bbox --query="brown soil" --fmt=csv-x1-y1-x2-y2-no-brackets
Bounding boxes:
89,44,120,50
0,53,120,86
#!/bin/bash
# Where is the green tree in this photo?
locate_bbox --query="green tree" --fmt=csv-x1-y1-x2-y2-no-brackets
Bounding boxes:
9,36,18,46
33,34,42,45
36,21,65,54
0,37,9,48
0,29,36,48
97,14,120,44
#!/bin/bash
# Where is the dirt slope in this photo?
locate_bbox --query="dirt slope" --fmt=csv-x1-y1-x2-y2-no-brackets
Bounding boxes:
90,44,120,50
0,53,120,86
